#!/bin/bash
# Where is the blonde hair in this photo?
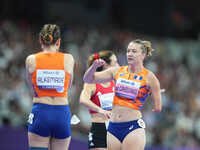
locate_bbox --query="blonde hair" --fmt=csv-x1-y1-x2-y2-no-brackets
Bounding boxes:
132,39,154,56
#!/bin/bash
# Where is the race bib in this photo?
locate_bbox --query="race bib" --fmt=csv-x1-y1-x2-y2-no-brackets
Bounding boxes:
115,78,140,99
36,69,65,92
99,93,114,110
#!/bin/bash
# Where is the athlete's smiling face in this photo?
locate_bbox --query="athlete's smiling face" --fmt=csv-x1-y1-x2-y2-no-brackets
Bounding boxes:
126,42,145,65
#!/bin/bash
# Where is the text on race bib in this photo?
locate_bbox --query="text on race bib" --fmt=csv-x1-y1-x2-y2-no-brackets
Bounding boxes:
36,69,65,90
115,78,140,99
98,93,114,110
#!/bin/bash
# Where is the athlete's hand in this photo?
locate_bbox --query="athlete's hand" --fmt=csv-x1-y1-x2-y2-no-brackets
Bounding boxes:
93,59,105,69
99,109,112,119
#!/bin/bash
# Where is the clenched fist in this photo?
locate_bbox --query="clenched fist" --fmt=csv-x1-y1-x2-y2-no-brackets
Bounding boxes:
93,59,105,69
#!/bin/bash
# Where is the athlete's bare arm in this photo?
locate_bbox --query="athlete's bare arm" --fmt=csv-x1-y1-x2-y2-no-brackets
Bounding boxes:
80,83,111,119
64,54,74,88
83,59,120,84
25,54,36,74
147,71,162,112
25,54,36,96
80,83,99,112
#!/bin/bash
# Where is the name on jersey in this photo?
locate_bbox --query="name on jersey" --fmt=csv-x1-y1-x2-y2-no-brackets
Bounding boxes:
115,85,138,95
120,79,137,86
115,78,140,99
36,69,65,89
37,76,64,84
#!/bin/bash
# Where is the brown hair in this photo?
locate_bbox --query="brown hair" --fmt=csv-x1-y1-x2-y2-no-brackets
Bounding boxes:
39,24,61,46
131,39,154,56
88,50,114,72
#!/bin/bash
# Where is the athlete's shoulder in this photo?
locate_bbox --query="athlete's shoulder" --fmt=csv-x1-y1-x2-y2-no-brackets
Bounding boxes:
84,83,96,89
146,70,159,86
25,54,36,73
83,83,96,94
115,65,126,73
64,53,74,61
143,67,151,72
25,54,35,65
146,68,154,77
110,66,121,78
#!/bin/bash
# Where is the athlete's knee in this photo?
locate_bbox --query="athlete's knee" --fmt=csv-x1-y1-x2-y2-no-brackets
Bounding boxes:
29,147,48,150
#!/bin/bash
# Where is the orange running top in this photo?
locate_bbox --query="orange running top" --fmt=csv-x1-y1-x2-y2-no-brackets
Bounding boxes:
31,52,70,98
113,66,151,110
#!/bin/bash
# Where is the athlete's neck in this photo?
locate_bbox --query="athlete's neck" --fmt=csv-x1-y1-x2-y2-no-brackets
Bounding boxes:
42,45,58,53
128,63,143,73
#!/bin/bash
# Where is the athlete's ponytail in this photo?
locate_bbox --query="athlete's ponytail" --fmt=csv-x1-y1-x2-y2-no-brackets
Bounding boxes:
132,39,154,56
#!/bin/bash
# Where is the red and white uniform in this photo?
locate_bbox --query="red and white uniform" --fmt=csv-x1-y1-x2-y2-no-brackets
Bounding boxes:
89,81,115,114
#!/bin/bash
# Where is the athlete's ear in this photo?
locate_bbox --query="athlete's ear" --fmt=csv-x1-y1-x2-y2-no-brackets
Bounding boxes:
40,39,42,45
142,52,146,60
56,38,61,46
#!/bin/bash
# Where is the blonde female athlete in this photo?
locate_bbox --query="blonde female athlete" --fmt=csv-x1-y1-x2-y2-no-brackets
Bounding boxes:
80,51,119,150
25,24,74,150
83,39,162,150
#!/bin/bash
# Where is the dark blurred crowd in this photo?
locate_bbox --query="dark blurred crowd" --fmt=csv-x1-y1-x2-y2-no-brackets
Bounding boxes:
0,20,200,148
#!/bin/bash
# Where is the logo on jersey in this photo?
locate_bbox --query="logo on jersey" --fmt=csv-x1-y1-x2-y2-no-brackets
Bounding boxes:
129,125,134,130
134,75,143,80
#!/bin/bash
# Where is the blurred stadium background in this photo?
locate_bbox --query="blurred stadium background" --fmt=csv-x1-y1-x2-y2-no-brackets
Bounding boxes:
0,0,200,150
